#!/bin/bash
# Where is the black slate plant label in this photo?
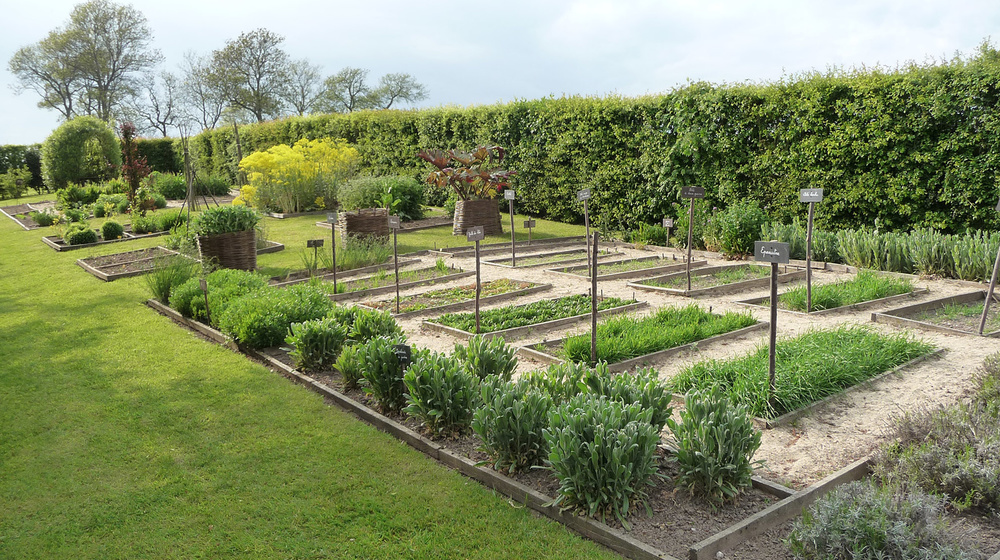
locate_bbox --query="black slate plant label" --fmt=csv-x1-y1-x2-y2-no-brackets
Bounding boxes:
388,215,401,229
576,188,591,201
800,188,824,203
306,239,325,248
755,241,791,264
466,226,485,242
680,186,705,199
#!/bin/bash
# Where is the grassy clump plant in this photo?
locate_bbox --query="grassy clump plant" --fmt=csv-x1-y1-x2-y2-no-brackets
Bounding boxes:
452,336,518,381
776,270,913,311
285,317,349,372
670,326,934,419
218,284,334,349
337,235,392,271
667,387,761,505
544,394,661,528
434,294,631,333
193,204,261,235
144,255,199,305
403,350,480,436
786,479,972,560
562,304,756,365
473,376,553,474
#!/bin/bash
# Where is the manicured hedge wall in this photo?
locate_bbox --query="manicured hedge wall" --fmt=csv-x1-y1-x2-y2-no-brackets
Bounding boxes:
0,144,43,190
135,138,181,174
187,45,1000,234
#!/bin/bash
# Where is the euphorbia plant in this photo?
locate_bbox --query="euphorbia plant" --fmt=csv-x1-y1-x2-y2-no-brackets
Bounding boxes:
417,146,515,200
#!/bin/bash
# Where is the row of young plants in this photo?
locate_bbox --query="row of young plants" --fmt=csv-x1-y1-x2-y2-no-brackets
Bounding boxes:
786,355,1000,559
771,270,914,312
51,209,191,246
362,278,534,313
433,294,632,333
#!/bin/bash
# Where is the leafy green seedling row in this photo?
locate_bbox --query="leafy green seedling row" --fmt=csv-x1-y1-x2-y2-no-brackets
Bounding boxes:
434,294,632,333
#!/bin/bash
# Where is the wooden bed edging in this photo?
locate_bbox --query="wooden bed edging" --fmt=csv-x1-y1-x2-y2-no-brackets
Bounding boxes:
871,291,1000,338
329,270,475,302
269,257,422,287
546,258,709,282
688,456,873,560
736,287,930,316
145,299,237,350
363,283,553,319
421,301,648,342
628,265,805,298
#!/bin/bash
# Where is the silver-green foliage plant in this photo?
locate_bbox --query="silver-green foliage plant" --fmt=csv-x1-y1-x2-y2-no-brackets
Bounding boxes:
786,479,973,560
523,361,590,404
193,204,261,235
453,335,517,381
582,365,673,432
360,335,410,413
348,307,403,343
544,394,661,528
472,376,553,474
666,387,762,505
335,343,364,390
285,317,349,372
403,350,480,435
950,230,1000,282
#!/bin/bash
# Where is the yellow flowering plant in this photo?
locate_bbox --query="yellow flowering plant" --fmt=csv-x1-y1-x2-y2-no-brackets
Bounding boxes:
239,138,359,213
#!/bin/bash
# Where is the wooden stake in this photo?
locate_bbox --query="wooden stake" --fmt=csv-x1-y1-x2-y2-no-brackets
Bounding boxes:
591,231,599,365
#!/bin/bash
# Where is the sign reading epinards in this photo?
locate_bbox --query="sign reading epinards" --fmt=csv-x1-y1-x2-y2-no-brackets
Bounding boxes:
754,241,790,264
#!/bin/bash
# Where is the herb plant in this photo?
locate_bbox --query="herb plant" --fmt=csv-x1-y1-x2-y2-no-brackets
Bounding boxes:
193,205,261,236
775,270,913,311
286,317,349,372
359,335,410,413
453,336,517,381
218,284,334,349
472,376,553,474
403,350,480,435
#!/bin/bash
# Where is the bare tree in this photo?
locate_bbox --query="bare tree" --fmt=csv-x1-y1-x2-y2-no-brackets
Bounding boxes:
314,67,370,113
8,32,82,119
131,71,179,137
282,59,322,116
179,52,225,130
369,72,428,110
209,28,290,122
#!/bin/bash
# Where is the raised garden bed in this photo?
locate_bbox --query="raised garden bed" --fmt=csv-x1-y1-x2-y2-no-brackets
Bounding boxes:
326,264,475,301
0,202,52,230
736,270,926,315
872,291,1000,337
422,295,646,341
629,263,805,297
669,326,937,427
360,278,551,318
429,235,587,258
76,246,196,282
521,305,765,372
269,257,421,287
482,247,622,269
42,227,169,251
548,256,708,281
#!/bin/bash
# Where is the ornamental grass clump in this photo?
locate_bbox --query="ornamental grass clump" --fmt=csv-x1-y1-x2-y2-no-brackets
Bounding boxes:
403,350,480,436
472,376,553,474
544,394,661,528
776,269,913,312
453,336,517,381
670,326,934,419
218,284,334,349
337,235,392,271
786,479,972,560
359,335,410,413
144,255,198,305
285,317,349,372
562,304,756,365
667,387,761,505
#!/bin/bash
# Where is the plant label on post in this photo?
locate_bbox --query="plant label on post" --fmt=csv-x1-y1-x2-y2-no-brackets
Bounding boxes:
755,240,790,411
306,239,324,248
199,278,211,325
980,197,1000,335
307,239,324,278
505,190,516,266
467,226,485,333
327,212,338,288
662,217,673,246
523,219,536,245
578,188,593,277
389,215,401,313
680,186,705,290
591,231,600,365
392,343,412,369
800,188,823,313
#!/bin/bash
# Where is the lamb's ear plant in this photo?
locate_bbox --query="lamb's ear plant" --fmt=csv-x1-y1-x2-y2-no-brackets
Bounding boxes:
359,335,410,413
403,350,480,436
666,386,762,505
453,335,517,381
523,361,590,404
472,376,552,474
334,343,364,390
285,317,349,372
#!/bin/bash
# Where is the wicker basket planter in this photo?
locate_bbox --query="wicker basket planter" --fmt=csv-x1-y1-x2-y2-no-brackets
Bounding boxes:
198,229,257,270
336,208,389,241
453,198,502,236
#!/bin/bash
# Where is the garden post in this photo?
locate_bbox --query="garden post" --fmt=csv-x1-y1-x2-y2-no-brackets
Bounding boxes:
755,241,790,412
327,212,338,291
979,198,1000,334
506,189,516,266
680,186,705,292
662,217,673,249
467,226,485,334
389,215,401,314
591,231,599,365
578,188,592,278
200,277,211,325
800,188,823,313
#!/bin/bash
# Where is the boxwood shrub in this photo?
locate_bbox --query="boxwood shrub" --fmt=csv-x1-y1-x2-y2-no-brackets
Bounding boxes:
100,220,124,240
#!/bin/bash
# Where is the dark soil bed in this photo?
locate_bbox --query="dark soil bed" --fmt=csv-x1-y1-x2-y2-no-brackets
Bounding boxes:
0,203,44,229
912,300,1000,333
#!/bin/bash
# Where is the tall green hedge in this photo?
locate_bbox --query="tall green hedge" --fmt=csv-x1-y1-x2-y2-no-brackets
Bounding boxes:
136,138,181,174
0,144,43,190
184,44,1000,234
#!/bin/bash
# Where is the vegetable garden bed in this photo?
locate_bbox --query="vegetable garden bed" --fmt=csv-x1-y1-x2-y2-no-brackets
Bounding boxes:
269,257,421,287
482,247,622,269
429,236,587,259
668,326,938,427
736,270,926,315
0,202,51,230
548,257,708,281
327,264,474,301
521,305,764,372
42,228,169,251
76,246,196,282
872,291,1000,337
422,295,646,341
359,278,550,317
628,264,805,297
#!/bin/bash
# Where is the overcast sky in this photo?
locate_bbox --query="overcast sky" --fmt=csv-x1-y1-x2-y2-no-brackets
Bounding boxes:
1,0,997,145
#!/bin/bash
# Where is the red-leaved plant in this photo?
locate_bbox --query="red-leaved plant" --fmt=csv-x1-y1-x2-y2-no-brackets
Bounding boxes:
119,122,151,214
417,146,515,200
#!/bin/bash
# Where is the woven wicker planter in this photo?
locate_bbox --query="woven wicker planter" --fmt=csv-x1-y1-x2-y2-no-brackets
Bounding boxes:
336,208,389,241
197,229,257,271
453,198,502,236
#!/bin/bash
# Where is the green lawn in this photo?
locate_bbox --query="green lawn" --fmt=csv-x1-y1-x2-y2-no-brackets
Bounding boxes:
0,197,612,559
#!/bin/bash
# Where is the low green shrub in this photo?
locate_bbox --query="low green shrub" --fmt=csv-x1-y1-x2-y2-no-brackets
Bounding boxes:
144,255,198,305
472,376,553,474
100,220,124,240
63,208,86,223
339,175,425,221
29,209,56,226
544,394,661,527
335,343,364,390
56,183,101,209
630,222,669,246
169,268,269,323
195,175,232,196
337,235,392,271
285,317,349,372
131,214,157,234
153,209,187,233
667,387,761,504
150,171,187,199
64,223,97,245
92,193,127,217
786,479,972,560
359,335,410,413
403,350,480,435
453,336,517,381
715,200,766,257
218,284,334,349
975,353,1000,417
193,205,261,236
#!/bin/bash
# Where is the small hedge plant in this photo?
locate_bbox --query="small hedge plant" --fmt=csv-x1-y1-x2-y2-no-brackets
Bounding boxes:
30,209,57,227
453,335,517,381
150,171,187,199
472,376,553,474
63,222,97,245
169,269,268,324
285,317,349,372
403,350,480,436
339,175,425,221
666,386,762,504
100,220,124,240
193,205,261,236
359,335,410,413
218,284,334,349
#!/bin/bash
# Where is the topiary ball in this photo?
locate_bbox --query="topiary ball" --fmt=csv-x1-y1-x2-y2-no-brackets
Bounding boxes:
101,220,124,240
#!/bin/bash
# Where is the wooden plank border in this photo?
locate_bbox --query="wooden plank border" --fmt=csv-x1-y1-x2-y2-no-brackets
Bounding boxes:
871,291,1000,337
736,287,930,316
329,270,476,302
360,283,554,319
628,264,805,298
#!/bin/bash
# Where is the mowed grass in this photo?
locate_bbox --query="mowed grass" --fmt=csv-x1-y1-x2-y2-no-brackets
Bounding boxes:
0,207,611,559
